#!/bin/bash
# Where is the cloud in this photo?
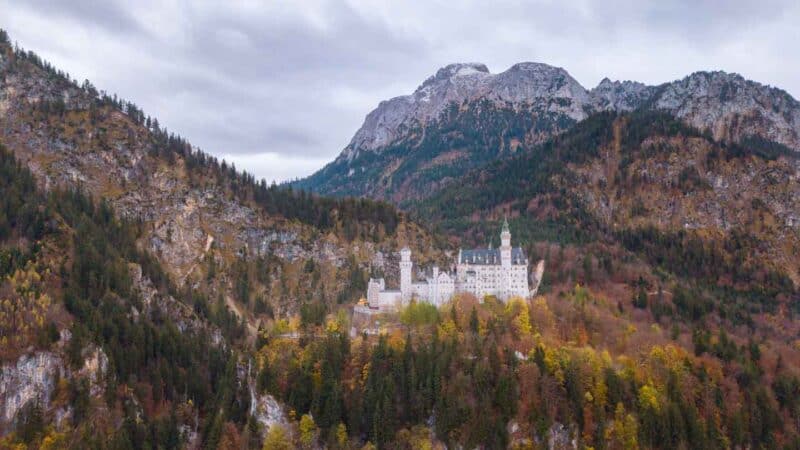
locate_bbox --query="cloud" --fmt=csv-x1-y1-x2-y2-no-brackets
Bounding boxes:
2,0,799,182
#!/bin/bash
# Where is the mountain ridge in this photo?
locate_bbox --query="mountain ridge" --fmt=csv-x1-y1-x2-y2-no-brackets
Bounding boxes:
298,62,800,203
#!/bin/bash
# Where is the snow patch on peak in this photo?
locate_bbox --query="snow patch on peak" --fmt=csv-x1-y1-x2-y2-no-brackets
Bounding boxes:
417,62,491,91
439,62,490,77
451,62,490,77
506,62,561,72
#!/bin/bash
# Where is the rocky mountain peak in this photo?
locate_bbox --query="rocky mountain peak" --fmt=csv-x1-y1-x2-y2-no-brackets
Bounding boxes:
654,70,800,148
590,77,656,111
489,62,589,118
343,61,593,158
419,62,490,88
304,60,800,202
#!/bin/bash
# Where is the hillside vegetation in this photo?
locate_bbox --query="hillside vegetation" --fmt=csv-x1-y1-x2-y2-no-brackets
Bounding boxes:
2,27,800,450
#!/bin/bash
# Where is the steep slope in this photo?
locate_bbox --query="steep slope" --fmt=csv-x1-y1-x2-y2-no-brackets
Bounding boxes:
0,29,454,447
417,110,800,294
0,144,250,447
0,32,444,323
299,64,800,205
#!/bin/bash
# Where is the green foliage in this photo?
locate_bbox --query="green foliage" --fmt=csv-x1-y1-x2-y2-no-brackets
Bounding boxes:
399,300,440,326
619,226,794,323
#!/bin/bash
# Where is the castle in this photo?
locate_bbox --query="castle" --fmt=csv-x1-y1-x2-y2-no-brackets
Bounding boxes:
366,220,532,311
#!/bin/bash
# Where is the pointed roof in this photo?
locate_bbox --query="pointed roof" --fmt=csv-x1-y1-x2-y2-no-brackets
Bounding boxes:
502,217,510,234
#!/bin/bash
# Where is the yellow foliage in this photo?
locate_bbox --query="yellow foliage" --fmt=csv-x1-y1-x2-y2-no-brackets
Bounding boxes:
40,430,68,450
437,318,458,339
606,403,639,450
0,261,54,350
507,297,532,337
638,384,660,411
262,424,292,450
299,414,317,447
335,423,348,448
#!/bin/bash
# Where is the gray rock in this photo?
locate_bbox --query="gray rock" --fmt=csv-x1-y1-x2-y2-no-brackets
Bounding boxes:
0,352,63,425
345,62,591,159
337,64,800,166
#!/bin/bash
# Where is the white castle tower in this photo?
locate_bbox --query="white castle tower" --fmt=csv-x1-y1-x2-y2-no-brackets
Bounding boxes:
399,247,412,302
500,218,512,298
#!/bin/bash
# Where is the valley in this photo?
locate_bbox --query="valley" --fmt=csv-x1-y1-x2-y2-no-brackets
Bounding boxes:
0,26,800,450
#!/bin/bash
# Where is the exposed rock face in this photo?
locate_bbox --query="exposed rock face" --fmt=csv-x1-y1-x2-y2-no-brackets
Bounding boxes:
652,71,800,148
0,352,63,425
0,346,109,430
129,263,224,343
247,361,288,436
344,62,590,159
590,78,657,111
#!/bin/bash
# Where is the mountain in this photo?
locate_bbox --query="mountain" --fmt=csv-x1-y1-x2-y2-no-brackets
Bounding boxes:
0,33,444,318
3,28,800,450
297,63,800,204
345,62,590,156
0,30,443,447
0,143,252,446
417,109,800,293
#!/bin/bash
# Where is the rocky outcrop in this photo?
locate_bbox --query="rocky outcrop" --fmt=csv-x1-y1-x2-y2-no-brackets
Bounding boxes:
246,361,289,436
0,352,62,426
652,71,800,149
0,345,109,430
590,78,657,111
129,264,224,343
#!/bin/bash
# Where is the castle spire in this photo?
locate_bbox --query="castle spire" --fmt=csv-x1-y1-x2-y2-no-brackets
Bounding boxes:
500,216,511,249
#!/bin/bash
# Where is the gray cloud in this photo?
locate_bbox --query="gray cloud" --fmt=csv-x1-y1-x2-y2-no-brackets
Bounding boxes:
2,0,799,183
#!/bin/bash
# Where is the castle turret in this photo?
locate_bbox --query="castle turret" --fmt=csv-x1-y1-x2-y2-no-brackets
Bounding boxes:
500,218,512,299
500,218,511,267
501,217,511,249
400,247,412,301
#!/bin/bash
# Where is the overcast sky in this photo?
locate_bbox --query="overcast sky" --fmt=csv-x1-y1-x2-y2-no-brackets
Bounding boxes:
3,0,799,182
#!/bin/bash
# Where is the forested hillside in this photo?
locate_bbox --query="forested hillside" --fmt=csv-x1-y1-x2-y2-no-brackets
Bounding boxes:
417,111,800,292
3,26,800,450
0,29,445,329
0,144,252,448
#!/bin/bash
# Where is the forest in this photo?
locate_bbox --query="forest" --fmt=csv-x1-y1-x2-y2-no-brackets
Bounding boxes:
2,28,800,449
253,291,800,449
0,144,251,449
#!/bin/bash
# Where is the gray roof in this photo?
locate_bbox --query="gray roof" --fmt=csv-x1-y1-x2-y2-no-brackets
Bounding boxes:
460,247,527,265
